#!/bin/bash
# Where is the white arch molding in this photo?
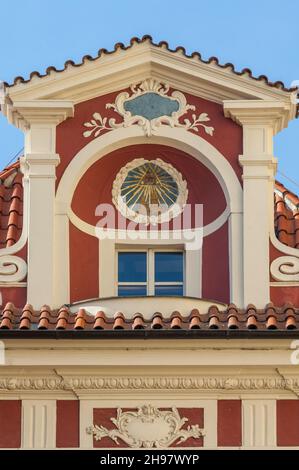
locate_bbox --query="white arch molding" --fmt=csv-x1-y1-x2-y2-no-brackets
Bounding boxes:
54,126,243,307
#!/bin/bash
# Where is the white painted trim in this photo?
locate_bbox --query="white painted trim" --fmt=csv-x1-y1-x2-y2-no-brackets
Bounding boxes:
3,339,299,368
22,399,56,449
270,281,299,287
99,238,202,298
55,125,243,306
242,400,276,448
0,282,27,287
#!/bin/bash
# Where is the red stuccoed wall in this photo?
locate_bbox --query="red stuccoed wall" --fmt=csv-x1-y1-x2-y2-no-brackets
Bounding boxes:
217,400,242,447
277,400,299,446
0,400,21,448
56,89,243,304
56,400,80,448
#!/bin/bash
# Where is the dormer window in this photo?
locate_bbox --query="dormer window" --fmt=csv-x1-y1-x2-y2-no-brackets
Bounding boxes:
117,249,184,297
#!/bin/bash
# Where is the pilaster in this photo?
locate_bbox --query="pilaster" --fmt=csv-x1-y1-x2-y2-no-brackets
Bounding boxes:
15,101,73,308
224,100,288,307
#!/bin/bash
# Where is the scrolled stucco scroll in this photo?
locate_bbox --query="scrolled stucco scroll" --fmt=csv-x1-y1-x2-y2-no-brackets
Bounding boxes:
0,255,27,282
270,256,299,282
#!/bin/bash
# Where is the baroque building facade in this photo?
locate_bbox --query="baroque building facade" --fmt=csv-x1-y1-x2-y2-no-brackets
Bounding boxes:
0,36,298,449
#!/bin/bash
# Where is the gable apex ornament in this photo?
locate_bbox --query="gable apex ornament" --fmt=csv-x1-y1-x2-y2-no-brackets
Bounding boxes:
83,79,214,138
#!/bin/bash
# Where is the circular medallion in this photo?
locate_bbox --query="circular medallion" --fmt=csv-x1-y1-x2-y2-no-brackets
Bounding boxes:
112,158,188,225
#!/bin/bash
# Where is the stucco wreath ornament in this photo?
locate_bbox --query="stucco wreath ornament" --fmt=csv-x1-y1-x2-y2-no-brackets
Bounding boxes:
83,79,214,138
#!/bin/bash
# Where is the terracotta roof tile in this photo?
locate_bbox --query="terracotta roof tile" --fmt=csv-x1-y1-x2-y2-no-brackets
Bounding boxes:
74,308,86,330
113,312,125,330
151,313,163,329
0,302,14,329
132,314,145,330
56,307,70,330
0,302,299,334
4,35,297,93
94,311,107,329
274,182,299,249
0,161,23,248
189,315,201,329
19,304,33,329
38,305,51,329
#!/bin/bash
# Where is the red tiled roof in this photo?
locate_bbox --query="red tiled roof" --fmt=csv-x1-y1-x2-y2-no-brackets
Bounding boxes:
4,35,298,94
275,181,299,248
0,302,298,333
0,161,23,248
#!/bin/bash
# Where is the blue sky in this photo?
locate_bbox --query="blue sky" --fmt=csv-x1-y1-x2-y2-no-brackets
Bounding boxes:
0,0,298,191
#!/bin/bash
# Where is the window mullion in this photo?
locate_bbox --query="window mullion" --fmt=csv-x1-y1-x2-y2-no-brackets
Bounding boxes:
148,249,155,295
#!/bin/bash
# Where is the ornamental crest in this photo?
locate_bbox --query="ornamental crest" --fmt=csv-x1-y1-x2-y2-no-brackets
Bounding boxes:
86,404,204,448
112,158,188,225
83,79,214,137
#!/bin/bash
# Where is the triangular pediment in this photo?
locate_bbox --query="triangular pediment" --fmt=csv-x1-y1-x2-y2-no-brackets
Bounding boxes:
4,36,297,113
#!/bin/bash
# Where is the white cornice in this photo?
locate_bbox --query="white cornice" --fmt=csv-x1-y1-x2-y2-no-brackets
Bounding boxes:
0,368,299,398
224,100,293,133
2,99,74,129
4,44,296,117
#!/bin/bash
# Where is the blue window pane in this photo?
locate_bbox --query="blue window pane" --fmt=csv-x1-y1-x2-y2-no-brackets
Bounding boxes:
155,285,184,296
118,285,147,296
155,252,183,282
118,252,147,282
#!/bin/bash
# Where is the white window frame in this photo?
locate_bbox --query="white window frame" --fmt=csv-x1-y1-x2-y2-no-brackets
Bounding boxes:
99,238,202,299
116,247,185,296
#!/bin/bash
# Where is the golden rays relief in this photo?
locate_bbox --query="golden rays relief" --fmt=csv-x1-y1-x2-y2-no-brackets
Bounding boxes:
120,162,179,212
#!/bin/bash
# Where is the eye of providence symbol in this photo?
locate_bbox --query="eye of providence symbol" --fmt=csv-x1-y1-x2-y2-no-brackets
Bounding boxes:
112,158,188,225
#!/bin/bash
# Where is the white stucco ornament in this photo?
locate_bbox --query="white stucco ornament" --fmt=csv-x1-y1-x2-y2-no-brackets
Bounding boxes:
270,255,299,281
86,404,204,448
112,158,188,225
83,79,214,137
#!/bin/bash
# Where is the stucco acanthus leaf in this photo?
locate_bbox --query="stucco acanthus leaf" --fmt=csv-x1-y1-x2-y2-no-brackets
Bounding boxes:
83,80,214,138
86,404,204,448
